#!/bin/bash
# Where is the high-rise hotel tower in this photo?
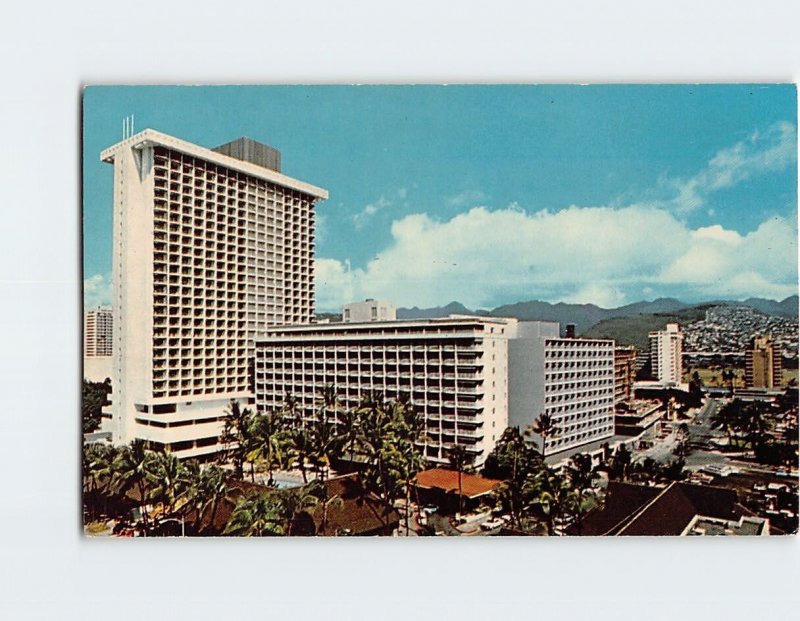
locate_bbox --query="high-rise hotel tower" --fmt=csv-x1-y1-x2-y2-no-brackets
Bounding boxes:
100,130,327,458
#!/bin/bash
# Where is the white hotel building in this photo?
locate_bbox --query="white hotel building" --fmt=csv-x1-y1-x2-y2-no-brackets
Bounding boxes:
84,306,113,357
100,130,327,457
508,322,615,457
649,323,684,386
254,316,514,465
255,317,616,464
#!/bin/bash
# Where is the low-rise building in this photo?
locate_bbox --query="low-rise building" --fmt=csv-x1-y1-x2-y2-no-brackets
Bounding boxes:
577,480,770,536
414,468,503,514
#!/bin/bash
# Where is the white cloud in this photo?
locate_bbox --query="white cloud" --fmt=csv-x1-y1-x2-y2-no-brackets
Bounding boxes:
352,187,410,229
445,189,488,208
670,121,796,212
84,273,112,309
315,258,357,312
315,205,797,311
660,216,798,299
563,283,628,308
352,196,390,229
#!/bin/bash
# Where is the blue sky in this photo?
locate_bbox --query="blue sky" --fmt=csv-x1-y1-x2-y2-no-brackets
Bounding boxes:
83,85,797,311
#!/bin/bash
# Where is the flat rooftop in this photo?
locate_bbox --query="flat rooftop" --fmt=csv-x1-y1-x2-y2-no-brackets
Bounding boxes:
100,128,328,200
257,315,517,341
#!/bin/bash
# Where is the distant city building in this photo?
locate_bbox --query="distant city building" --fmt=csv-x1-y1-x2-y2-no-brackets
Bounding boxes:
508,322,615,457
84,306,113,357
100,129,327,457
649,323,683,385
255,316,516,465
614,345,636,407
342,299,396,323
745,336,782,389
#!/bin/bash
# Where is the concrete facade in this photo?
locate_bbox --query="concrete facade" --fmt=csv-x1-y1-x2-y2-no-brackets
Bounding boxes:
745,336,782,389
649,323,683,386
101,129,327,458
508,323,615,457
84,356,113,383
342,299,397,323
614,345,637,408
84,306,113,357
254,316,515,466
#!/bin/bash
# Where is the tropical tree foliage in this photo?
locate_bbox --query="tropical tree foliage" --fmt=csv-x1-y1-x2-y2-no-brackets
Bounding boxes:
710,399,772,451
219,400,256,481
223,491,285,536
82,378,111,433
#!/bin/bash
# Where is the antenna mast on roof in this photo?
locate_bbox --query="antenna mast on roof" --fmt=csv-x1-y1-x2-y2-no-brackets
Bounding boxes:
122,115,135,139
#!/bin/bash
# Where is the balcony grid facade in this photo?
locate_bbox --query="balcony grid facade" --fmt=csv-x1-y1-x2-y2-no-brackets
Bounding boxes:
254,318,514,465
85,306,113,357
541,338,615,453
101,130,327,459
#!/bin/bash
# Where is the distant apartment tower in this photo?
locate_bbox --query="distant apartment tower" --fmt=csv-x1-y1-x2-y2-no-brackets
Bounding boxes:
508,322,615,457
101,129,327,457
614,345,636,407
342,299,396,323
85,306,113,357
254,316,515,465
745,336,782,389
649,323,683,385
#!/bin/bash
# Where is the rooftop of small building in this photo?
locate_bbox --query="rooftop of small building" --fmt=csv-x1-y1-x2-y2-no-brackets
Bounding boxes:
577,480,755,536
686,515,767,536
414,468,503,499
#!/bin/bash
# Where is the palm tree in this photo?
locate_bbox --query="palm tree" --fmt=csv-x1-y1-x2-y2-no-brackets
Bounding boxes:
309,386,344,532
631,456,659,483
722,368,736,395
83,443,116,521
247,411,289,487
272,483,322,535
528,413,560,458
286,426,314,485
111,439,155,534
740,401,771,452
190,465,231,534
523,467,572,535
396,439,427,534
567,453,597,496
149,451,187,521
219,399,255,480
566,453,600,535
337,406,363,465
711,399,746,448
223,491,284,536
447,444,474,516
482,427,543,529
350,394,427,532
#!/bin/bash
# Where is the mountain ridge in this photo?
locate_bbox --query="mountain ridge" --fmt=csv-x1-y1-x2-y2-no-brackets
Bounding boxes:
395,295,798,333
